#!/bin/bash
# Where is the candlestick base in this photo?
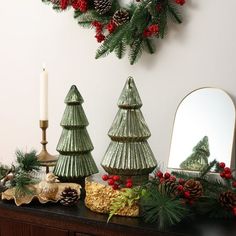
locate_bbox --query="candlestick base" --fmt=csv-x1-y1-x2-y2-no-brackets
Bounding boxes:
37,150,58,174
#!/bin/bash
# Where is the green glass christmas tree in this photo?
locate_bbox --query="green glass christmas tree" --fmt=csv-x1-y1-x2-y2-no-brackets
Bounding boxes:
101,77,157,183
54,85,98,182
180,136,210,171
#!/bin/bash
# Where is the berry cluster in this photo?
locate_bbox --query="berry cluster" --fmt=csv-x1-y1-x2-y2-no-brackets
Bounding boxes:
72,0,88,12
92,21,105,43
102,174,133,190
218,162,236,188
156,171,192,200
143,24,159,38
59,0,88,11
175,0,185,6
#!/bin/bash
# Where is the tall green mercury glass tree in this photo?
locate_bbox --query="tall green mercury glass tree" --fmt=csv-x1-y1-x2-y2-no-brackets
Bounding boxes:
54,85,98,183
101,77,157,184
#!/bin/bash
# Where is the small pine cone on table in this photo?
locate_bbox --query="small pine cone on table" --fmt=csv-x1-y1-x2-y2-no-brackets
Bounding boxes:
94,0,112,15
60,187,79,206
113,9,130,26
219,191,236,209
184,179,203,200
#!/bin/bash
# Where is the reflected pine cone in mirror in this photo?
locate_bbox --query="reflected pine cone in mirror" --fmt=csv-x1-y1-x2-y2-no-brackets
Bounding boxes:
184,179,203,200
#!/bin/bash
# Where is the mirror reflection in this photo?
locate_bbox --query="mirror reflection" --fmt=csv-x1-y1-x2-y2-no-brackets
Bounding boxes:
168,88,235,171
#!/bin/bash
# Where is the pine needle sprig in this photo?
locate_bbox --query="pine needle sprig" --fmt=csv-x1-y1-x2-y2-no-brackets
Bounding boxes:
15,149,40,172
167,2,182,24
13,172,37,198
76,10,110,28
129,38,144,65
114,41,126,59
144,38,155,54
141,187,188,229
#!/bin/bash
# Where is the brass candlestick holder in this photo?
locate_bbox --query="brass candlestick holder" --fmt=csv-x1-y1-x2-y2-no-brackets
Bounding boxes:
37,120,57,173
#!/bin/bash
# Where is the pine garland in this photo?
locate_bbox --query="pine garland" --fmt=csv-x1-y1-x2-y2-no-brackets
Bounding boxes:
108,160,236,230
42,0,187,64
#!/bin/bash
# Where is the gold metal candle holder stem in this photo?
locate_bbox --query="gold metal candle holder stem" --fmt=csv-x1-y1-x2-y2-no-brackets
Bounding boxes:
38,120,57,174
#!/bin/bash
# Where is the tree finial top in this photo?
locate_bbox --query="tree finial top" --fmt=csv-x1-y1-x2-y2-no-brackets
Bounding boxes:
117,77,142,109
64,85,84,104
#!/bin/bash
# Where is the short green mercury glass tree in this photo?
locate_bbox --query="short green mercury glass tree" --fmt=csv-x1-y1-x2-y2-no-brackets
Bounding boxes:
54,85,98,182
101,77,157,184
180,136,210,171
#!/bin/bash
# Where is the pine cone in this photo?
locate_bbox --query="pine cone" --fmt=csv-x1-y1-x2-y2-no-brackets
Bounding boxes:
184,179,203,200
158,179,178,196
219,191,236,209
60,187,79,206
113,9,130,26
94,0,112,15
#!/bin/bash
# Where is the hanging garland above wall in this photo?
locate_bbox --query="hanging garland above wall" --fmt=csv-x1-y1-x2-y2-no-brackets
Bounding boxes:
42,0,186,64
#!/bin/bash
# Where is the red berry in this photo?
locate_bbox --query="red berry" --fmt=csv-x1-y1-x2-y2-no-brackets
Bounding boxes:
164,172,171,179
95,33,105,43
232,181,236,188
233,207,236,216
177,185,184,191
106,20,117,33
219,162,225,169
112,175,120,181
126,182,133,188
148,24,159,34
220,172,225,178
156,171,163,178
179,178,185,185
112,184,119,190
126,178,132,183
224,167,231,174
102,174,109,181
175,0,185,5
108,179,115,186
170,176,176,182
143,29,152,38
225,173,232,179
60,0,69,10
184,191,191,199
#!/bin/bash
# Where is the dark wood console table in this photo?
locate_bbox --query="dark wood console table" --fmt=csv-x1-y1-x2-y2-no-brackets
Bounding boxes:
0,200,235,236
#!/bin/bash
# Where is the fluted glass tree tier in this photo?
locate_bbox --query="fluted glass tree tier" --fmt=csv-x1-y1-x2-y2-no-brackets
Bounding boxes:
101,77,157,183
54,85,98,182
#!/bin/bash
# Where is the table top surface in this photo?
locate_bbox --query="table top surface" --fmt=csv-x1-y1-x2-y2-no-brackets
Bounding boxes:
0,199,235,236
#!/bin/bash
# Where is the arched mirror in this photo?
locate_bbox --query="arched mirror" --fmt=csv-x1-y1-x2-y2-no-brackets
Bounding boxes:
168,88,235,171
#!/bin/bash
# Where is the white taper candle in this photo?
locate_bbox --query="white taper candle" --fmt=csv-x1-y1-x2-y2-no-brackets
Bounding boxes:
40,65,48,120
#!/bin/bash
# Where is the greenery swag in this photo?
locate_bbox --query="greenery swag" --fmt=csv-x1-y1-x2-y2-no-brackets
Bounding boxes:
42,0,186,64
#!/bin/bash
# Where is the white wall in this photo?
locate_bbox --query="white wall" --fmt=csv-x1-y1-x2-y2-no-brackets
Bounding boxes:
0,0,235,169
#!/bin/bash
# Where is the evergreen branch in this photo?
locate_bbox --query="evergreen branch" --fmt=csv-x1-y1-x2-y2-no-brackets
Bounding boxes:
96,23,131,59
114,41,126,59
167,2,182,24
199,160,217,179
13,172,37,198
144,38,155,54
76,10,110,28
141,187,188,229
15,149,40,172
129,38,144,65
